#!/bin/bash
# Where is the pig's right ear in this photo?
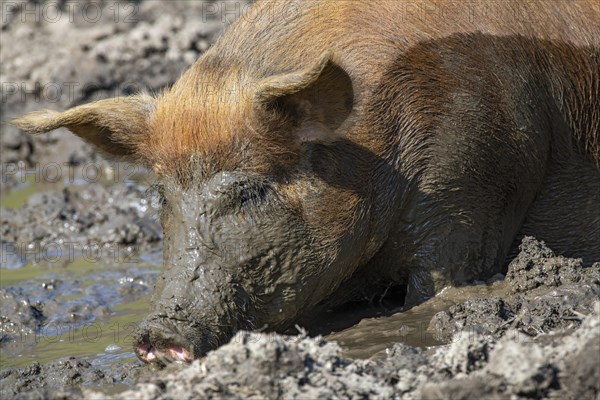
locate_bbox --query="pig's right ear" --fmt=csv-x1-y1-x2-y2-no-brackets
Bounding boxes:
11,94,155,163
253,52,354,145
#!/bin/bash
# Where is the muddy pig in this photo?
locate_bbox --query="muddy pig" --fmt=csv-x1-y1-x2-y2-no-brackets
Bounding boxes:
13,0,600,363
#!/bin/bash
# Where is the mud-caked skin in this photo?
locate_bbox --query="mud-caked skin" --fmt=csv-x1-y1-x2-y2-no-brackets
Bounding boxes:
12,0,600,363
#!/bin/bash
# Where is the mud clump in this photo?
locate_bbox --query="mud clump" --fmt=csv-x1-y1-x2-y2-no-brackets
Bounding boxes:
82,300,599,400
0,288,44,345
0,359,102,399
104,333,397,400
559,326,600,399
429,296,514,340
430,237,600,341
0,358,146,400
506,236,596,292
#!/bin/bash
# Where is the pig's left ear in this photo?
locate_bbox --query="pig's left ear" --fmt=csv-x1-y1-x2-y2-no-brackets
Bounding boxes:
11,94,155,163
253,52,354,144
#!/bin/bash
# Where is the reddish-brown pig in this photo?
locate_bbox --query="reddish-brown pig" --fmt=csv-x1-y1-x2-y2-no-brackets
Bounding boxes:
13,0,599,363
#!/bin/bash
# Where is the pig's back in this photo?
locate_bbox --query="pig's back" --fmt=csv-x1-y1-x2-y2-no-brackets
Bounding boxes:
188,0,598,110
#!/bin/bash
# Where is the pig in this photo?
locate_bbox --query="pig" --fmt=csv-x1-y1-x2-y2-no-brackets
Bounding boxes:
13,0,600,364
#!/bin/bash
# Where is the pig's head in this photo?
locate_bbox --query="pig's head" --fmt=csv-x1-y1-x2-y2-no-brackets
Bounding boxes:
13,53,388,363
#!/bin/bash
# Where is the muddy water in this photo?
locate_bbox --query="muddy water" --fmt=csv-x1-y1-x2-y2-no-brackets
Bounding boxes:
325,278,509,359
1,264,507,372
0,247,507,375
1,181,40,210
0,294,151,370
0,255,161,370
1,251,482,370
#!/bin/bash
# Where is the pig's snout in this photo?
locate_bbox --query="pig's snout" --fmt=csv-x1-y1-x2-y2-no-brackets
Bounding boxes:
134,318,197,364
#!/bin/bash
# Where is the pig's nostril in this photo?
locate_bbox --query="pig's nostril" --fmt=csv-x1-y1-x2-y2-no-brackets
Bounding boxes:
166,346,194,362
134,324,195,364
135,343,157,363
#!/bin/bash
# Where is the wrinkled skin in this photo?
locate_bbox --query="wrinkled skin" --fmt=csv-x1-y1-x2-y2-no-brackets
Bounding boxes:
12,0,600,364
136,171,333,362
134,150,384,362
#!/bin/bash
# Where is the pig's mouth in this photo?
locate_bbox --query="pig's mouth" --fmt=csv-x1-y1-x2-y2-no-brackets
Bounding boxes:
133,318,201,364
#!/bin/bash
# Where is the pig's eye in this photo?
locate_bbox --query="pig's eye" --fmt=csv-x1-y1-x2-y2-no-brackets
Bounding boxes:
239,185,269,210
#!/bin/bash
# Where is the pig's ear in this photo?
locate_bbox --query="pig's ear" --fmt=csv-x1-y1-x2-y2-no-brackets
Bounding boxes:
253,52,354,144
11,94,155,161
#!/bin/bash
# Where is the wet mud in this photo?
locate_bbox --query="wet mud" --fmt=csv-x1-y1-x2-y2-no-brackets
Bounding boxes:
1,237,598,399
1,1,599,399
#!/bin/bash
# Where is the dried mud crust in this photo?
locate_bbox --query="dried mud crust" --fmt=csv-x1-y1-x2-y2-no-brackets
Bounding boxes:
1,237,598,400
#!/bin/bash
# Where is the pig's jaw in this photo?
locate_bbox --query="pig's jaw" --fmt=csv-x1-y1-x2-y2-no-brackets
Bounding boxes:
135,343,194,364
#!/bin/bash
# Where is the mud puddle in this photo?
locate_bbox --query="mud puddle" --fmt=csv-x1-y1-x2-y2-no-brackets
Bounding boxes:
0,253,452,370
0,256,160,371
327,276,508,359
0,234,493,394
